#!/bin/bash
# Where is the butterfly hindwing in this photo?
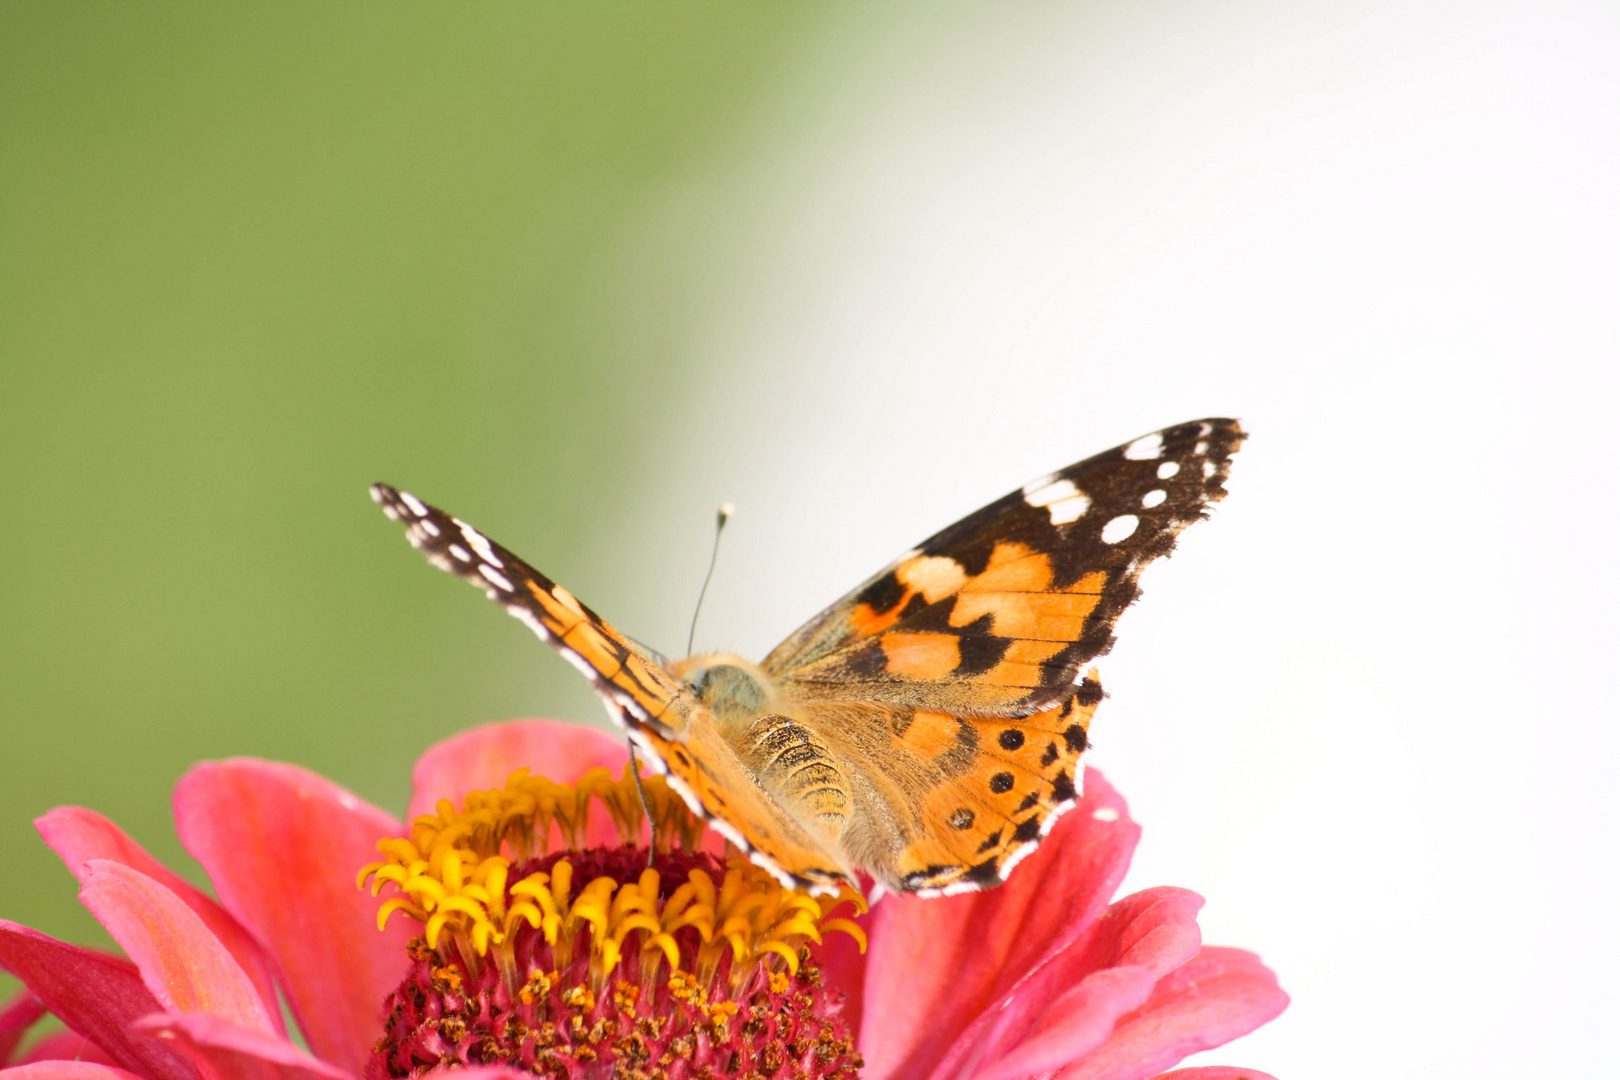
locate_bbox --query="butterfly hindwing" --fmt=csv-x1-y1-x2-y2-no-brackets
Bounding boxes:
890,675,1101,894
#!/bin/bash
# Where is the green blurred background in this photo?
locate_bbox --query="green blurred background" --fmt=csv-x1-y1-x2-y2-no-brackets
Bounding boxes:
0,3,831,959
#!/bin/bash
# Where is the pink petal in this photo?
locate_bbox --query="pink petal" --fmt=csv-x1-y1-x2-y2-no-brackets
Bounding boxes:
0,922,199,1080
971,967,1159,1080
131,1013,352,1080
1056,947,1290,1080
859,767,1140,1080
0,1062,146,1080
76,861,274,1033
17,1033,117,1067
1148,1069,1279,1080
36,808,285,1034
1066,887,1207,981
407,719,626,821
1,990,47,1063
173,760,413,1077
941,888,1207,1080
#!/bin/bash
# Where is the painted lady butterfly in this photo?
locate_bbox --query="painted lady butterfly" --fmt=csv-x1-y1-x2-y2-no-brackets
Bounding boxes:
373,418,1243,897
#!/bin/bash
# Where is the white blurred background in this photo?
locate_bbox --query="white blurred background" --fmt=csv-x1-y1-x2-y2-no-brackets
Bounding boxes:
585,1,1619,1074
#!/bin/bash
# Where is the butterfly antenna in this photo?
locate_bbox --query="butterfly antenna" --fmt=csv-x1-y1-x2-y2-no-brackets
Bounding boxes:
685,502,733,656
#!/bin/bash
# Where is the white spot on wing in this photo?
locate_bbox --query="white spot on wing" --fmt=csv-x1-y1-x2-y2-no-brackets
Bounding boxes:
1025,478,1078,506
1026,478,1091,525
1203,460,1216,479
1123,433,1163,460
420,519,441,537
449,544,472,563
551,586,586,618
1194,441,1209,455
1046,494,1090,525
1101,515,1139,543
455,521,503,568
1142,489,1167,509
399,492,429,517
478,564,514,592
1157,460,1180,479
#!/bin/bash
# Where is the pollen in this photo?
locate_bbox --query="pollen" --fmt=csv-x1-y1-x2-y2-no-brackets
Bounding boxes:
361,764,867,1079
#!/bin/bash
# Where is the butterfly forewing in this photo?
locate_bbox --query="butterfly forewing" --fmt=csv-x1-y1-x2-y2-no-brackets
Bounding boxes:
763,418,1245,717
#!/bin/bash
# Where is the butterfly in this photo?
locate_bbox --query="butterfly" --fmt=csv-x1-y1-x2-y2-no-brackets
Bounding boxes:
373,417,1243,897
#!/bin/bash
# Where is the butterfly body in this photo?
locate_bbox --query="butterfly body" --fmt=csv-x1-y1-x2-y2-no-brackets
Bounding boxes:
374,417,1243,897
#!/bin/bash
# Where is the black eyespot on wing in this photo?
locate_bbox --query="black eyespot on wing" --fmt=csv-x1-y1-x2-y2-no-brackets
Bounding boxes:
949,807,975,830
998,729,1026,751
989,772,1015,794
1063,724,1088,753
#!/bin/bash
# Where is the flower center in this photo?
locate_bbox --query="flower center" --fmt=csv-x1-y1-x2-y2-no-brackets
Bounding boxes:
359,764,867,1079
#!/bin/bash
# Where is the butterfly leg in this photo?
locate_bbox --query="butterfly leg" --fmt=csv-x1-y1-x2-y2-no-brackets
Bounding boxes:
627,738,655,868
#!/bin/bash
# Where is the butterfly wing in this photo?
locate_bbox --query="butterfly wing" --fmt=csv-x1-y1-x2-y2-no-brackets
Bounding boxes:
764,418,1244,712
762,418,1244,893
370,483,855,893
371,483,688,736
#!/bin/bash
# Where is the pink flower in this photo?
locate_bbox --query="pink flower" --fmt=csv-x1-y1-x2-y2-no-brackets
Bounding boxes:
0,720,1285,1080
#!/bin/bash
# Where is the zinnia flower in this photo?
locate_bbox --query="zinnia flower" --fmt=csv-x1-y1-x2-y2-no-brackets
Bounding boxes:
0,719,1285,1080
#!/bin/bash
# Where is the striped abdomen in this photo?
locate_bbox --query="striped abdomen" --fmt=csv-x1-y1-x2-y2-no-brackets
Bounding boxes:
743,713,849,837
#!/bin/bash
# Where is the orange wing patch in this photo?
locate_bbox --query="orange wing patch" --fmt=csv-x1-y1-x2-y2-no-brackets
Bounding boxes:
775,542,1110,716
